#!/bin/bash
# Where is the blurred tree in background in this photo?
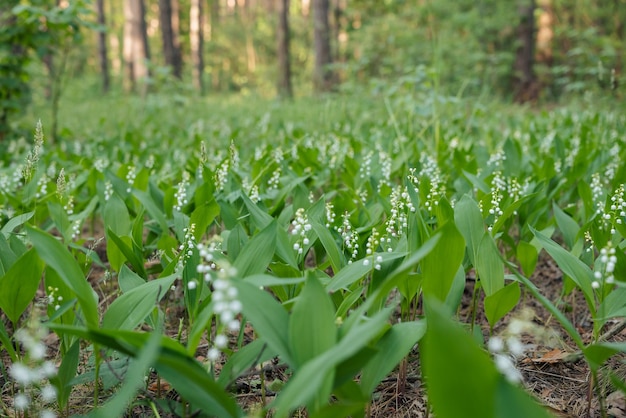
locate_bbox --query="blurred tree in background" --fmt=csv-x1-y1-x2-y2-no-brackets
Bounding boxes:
1,0,624,139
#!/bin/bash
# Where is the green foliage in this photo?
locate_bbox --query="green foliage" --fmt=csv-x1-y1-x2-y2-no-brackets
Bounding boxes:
1,90,626,416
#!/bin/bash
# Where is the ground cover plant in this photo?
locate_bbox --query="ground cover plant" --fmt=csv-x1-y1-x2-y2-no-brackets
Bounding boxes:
1,89,626,417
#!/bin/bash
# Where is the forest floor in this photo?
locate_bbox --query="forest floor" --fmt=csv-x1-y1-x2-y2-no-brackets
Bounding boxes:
2,235,626,418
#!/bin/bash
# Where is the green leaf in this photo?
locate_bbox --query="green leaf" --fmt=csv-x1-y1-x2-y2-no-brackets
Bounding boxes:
484,282,521,328
133,189,169,234
0,233,18,275
0,318,17,361
552,202,580,249
233,220,277,277
190,200,220,240
51,340,80,410
49,325,242,418
311,221,345,274
107,229,148,278
102,274,176,330
103,193,131,236
218,339,273,386
91,327,163,418
530,226,595,314
584,342,626,373
454,195,485,266
234,280,293,366
107,229,148,279
360,321,426,394
476,234,505,296
422,299,498,418
289,274,337,368
27,226,99,327
271,307,394,418
118,265,146,293
0,249,44,323
495,376,554,418
516,240,538,277
326,251,405,292
0,211,34,237
422,221,465,303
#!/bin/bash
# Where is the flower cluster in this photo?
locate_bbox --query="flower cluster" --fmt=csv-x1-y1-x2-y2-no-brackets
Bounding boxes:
291,208,312,255
125,165,136,193
325,202,336,228
174,171,190,212
22,120,44,182
177,224,197,279
363,228,382,270
196,244,242,362
9,320,58,418
592,244,617,289
215,159,230,192
336,211,359,262
103,180,113,201
267,167,281,190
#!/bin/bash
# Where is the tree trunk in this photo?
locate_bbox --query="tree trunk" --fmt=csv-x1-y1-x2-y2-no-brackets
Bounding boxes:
96,0,110,92
513,0,538,103
312,0,334,92
276,0,293,98
123,0,150,92
190,0,204,93
159,0,182,78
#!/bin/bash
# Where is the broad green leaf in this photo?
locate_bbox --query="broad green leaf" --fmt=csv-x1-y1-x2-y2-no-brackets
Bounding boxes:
311,221,345,274
484,282,521,328
48,325,242,418
289,275,337,368
422,221,465,303
190,199,220,240
422,299,498,418
234,280,293,366
0,233,18,275
463,170,490,193
103,193,131,236
242,274,306,287
360,321,426,394
218,339,274,386
0,318,17,361
107,229,148,278
495,376,554,418
0,249,44,323
133,189,169,234
326,251,406,292
227,223,248,262
27,227,99,327
118,265,146,293
454,195,485,265
271,307,394,417
530,226,595,314
476,234,505,296
516,240,538,277
491,193,537,235
552,202,579,249
584,342,626,373
0,211,34,237
91,327,162,418
51,340,80,410
102,274,176,330
233,220,277,277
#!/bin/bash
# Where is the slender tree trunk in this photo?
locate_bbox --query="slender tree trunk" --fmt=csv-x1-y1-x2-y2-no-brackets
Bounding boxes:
123,0,150,92
159,0,182,78
513,0,538,102
312,0,334,92
96,0,110,92
276,0,293,98
190,0,204,93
